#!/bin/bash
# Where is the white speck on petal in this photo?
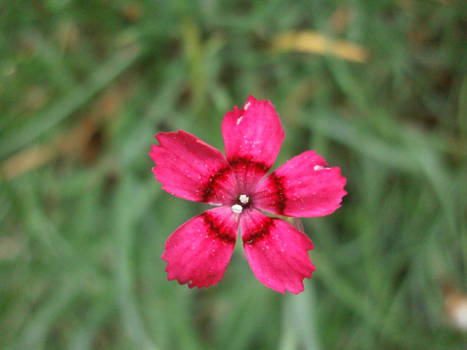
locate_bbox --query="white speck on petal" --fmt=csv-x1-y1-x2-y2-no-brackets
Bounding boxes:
236,116,243,125
314,165,329,171
244,102,251,110
195,139,208,146
239,194,249,204
231,204,243,214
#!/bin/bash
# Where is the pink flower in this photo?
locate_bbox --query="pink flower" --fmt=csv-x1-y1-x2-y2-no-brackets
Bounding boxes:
150,96,346,294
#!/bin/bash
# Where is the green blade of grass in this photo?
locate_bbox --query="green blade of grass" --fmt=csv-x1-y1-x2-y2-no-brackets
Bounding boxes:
0,45,141,159
113,175,159,350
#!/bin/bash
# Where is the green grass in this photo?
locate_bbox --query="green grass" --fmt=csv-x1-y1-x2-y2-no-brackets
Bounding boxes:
1,1,466,349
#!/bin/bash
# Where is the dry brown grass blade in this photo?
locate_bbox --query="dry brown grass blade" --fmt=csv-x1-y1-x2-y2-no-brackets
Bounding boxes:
2,145,54,180
274,31,369,63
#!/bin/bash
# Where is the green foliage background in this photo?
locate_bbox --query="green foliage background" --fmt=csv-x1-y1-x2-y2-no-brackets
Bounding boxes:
1,1,466,349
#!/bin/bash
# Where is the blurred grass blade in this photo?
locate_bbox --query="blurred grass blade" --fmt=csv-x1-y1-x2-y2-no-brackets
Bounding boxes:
313,252,427,348
2,84,132,180
279,281,321,350
114,175,158,350
311,112,418,172
68,296,114,350
0,45,141,159
15,278,80,350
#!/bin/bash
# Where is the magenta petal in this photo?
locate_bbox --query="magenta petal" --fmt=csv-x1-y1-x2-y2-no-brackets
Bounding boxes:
240,209,315,294
254,151,347,217
150,130,237,204
162,207,238,289
221,96,284,192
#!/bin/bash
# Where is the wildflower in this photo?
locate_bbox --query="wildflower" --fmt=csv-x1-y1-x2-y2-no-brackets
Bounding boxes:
150,96,346,294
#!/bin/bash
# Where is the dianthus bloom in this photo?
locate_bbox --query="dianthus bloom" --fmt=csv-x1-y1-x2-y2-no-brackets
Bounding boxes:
150,96,346,294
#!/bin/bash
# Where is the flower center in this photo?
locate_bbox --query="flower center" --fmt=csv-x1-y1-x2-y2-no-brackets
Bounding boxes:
231,194,250,214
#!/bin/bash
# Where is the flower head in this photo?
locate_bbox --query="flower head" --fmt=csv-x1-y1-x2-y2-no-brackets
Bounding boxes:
150,96,346,294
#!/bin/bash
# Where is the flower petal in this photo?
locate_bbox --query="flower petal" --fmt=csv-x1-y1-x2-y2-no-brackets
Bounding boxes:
240,209,315,294
150,130,237,205
162,207,238,289
253,151,347,217
222,96,284,192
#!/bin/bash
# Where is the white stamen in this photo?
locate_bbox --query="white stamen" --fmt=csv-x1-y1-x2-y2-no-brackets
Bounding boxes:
236,116,243,125
239,194,249,204
231,204,243,214
244,102,251,110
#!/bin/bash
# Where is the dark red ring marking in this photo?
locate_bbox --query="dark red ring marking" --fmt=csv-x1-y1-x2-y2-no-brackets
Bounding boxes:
201,165,231,202
268,173,286,214
201,156,270,202
202,212,236,244
229,156,270,173
243,217,274,245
